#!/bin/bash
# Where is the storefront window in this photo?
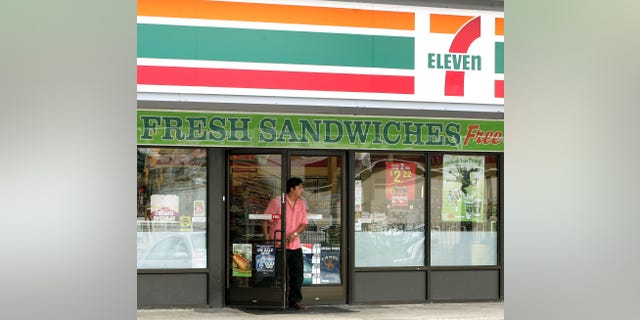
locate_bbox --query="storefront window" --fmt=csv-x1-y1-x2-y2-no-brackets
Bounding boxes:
354,153,425,267
137,148,207,269
430,154,499,266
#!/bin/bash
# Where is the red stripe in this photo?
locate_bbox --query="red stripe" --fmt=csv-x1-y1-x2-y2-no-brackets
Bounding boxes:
445,71,465,96
495,80,504,98
137,66,414,94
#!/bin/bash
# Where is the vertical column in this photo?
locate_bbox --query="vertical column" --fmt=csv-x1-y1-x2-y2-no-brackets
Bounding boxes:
208,148,226,307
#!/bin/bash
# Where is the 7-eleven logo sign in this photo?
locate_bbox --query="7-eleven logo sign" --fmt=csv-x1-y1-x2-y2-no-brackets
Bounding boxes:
428,14,482,97
425,14,503,101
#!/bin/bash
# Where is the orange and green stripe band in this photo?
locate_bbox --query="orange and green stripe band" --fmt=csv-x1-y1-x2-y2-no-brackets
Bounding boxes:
138,0,415,30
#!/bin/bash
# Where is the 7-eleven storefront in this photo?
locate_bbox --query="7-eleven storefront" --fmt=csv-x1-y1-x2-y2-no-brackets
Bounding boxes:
136,0,504,308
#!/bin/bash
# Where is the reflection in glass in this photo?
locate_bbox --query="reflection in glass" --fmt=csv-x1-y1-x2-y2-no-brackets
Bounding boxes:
136,148,207,269
430,154,499,266
229,154,282,289
291,155,342,286
354,153,425,267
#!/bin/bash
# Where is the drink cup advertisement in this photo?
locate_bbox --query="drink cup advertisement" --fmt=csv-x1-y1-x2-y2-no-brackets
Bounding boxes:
442,155,485,222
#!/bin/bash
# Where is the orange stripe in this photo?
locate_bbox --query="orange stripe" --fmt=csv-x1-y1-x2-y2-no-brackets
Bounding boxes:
430,14,474,34
495,17,504,35
138,0,414,30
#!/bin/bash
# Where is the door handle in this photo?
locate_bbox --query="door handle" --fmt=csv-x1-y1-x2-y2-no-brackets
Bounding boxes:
274,229,285,248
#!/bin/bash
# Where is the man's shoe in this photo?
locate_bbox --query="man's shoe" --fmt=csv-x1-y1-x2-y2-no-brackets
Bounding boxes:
290,302,307,311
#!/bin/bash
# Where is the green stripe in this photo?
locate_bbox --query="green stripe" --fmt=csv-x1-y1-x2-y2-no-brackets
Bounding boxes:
495,42,504,74
138,24,414,69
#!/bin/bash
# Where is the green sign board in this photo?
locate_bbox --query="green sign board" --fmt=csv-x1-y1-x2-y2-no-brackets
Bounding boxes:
137,110,504,152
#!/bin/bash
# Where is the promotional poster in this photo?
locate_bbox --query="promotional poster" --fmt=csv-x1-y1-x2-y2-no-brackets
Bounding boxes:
385,161,416,208
442,155,485,222
255,244,275,275
232,243,252,277
149,194,179,222
320,246,341,284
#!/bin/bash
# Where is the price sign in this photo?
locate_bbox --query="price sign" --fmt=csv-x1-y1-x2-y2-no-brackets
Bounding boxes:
385,161,416,207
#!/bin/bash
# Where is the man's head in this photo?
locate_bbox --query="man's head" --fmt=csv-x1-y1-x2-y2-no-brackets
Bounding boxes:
286,177,304,199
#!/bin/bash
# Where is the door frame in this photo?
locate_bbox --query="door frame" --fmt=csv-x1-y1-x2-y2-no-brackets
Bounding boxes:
225,148,348,307
288,150,348,306
226,149,289,308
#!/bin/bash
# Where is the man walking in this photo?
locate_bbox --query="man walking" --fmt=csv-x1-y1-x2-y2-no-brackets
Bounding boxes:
263,177,309,310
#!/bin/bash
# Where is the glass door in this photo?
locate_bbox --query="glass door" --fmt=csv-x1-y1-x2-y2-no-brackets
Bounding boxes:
226,151,346,307
290,153,345,305
227,152,286,307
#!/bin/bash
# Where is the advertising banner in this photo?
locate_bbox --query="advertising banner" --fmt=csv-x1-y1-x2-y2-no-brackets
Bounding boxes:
442,155,485,222
137,0,503,105
138,110,504,152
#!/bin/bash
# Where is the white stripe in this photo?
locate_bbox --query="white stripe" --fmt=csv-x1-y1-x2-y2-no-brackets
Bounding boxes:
137,90,505,112
207,0,418,12
139,85,415,102
137,16,415,37
137,85,504,107
137,58,415,76
216,0,502,15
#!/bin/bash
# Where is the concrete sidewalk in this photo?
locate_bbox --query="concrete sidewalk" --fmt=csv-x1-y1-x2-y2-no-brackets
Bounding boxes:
137,302,503,319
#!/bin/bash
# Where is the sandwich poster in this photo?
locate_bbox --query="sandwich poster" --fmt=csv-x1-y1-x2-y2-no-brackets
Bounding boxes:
442,155,485,222
232,243,252,277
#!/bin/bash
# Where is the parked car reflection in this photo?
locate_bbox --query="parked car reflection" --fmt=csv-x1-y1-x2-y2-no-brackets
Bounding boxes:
138,232,206,269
